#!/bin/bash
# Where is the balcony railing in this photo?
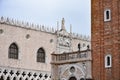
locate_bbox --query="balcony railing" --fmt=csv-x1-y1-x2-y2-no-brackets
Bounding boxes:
51,50,91,64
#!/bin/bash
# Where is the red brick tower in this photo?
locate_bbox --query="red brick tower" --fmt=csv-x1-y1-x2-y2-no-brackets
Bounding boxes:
92,0,120,80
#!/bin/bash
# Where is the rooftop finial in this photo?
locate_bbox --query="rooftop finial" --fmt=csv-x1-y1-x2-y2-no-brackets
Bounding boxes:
70,24,72,33
57,21,59,31
61,18,65,30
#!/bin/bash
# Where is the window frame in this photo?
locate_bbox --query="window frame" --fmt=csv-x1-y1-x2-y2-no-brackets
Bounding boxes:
104,9,111,22
8,43,19,59
105,54,112,68
37,48,45,63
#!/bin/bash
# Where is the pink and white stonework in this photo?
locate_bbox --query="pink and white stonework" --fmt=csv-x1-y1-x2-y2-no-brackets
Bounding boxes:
0,17,90,80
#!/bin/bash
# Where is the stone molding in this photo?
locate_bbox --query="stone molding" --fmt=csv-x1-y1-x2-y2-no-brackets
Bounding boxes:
0,16,90,41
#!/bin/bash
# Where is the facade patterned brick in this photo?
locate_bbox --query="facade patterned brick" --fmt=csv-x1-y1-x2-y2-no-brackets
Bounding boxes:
92,0,120,80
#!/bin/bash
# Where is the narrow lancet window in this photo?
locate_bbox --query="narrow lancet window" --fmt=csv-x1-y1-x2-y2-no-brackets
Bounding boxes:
105,54,112,68
104,9,111,21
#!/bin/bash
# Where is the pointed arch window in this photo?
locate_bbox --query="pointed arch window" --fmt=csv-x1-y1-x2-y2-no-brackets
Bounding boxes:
37,48,45,63
9,43,19,59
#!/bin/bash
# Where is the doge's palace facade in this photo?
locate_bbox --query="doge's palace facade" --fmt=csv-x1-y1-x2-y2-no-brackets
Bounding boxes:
0,17,90,80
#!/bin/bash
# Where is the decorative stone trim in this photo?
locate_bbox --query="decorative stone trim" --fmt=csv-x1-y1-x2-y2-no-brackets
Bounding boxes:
0,16,56,34
71,33,90,41
0,16,90,41
0,66,51,80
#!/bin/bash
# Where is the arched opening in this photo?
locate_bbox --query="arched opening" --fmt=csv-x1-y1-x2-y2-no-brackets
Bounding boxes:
9,43,19,59
31,78,34,80
105,54,112,68
7,76,10,80
69,76,77,80
0,76,4,80
37,48,45,63
13,77,16,80
19,77,22,80
80,78,85,80
25,78,28,80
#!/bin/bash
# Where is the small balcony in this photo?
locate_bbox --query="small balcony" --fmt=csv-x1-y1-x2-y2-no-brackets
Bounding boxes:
51,49,91,64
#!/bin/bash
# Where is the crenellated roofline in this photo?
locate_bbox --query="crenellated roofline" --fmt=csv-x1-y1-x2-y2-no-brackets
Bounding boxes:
0,16,56,34
0,16,91,41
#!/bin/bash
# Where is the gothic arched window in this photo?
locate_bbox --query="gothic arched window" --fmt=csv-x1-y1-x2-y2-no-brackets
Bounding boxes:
37,48,45,63
9,43,19,59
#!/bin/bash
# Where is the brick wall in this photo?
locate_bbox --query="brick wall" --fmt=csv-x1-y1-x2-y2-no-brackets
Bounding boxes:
92,0,120,80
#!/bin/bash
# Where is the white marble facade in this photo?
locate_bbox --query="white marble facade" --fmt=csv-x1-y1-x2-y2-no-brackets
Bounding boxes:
0,17,90,80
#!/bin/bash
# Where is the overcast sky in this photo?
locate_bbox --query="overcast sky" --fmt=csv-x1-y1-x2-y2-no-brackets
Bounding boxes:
0,0,91,36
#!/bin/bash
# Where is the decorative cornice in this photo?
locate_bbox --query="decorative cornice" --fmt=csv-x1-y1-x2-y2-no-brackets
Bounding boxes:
0,16,91,41
71,33,90,41
0,16,56,34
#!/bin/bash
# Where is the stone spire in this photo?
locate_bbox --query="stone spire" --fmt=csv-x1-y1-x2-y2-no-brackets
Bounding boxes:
61,18,66,30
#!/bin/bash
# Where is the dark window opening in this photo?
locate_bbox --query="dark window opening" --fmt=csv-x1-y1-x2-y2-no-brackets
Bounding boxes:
106,10,110,19
7,76,10,80
107,56,110,66
9,43,18,59
37,48,45,63
13,77,16,80
0,76,4,80
69,77,77,80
